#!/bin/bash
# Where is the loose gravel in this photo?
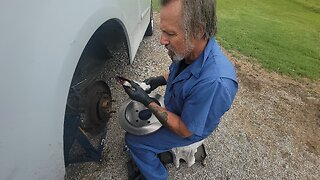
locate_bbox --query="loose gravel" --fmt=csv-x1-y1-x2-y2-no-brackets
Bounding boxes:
65,13,320,180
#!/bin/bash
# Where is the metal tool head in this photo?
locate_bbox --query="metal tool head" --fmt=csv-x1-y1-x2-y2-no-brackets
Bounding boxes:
115,76,131,85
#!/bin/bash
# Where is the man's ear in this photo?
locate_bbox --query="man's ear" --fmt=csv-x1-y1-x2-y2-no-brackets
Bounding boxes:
195,23,205,39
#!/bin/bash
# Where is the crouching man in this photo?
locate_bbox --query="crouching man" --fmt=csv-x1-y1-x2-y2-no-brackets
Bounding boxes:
122,0,238,179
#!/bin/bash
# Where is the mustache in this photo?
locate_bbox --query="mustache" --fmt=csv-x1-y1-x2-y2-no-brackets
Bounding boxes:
165,45,173,51
165,45,175,58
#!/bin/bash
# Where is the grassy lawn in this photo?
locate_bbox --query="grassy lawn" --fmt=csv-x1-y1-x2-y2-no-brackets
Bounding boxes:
153,0,161,11
152,0,320,79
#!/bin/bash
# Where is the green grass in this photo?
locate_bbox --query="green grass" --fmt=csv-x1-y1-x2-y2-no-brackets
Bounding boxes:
153,0,161,11
153,0,320,79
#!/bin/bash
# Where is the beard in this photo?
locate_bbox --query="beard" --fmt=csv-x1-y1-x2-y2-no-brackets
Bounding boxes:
166,41,194,63
167,47,184,63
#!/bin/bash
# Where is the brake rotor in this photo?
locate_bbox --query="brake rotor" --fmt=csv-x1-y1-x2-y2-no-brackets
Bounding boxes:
119,93,164,135
83,81,112,133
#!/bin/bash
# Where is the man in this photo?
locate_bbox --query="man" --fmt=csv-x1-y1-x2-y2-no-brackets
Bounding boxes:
122,0,238,179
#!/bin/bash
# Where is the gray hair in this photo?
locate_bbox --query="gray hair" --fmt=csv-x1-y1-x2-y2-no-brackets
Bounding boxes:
160,0,217,39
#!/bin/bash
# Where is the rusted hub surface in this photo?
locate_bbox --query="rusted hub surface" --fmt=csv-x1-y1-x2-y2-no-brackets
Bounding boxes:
98,94,112,121
84,81,112,133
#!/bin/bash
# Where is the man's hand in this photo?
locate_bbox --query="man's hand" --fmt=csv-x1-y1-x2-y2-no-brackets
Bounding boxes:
143,76,167,94
123,81,154,106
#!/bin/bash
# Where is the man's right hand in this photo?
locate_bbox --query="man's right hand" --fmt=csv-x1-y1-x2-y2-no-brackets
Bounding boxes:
143,76,167,94
123,81,154,106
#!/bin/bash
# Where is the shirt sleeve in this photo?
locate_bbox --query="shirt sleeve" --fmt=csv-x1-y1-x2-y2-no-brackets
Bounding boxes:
181,77,237,136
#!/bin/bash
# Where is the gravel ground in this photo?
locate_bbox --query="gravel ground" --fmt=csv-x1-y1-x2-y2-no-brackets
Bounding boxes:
65,13,320,179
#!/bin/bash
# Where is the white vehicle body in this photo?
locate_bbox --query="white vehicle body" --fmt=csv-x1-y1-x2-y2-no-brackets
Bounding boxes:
0,0,152,179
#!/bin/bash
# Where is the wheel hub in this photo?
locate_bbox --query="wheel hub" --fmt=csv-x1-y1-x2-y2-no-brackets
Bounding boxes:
82,81,112,134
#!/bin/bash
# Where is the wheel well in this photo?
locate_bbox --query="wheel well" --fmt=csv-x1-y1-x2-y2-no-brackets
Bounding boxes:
64,19,129,166
71,19,130,87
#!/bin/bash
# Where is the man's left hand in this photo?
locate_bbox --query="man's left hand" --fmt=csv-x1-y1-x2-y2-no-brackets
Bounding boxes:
123,81,154,106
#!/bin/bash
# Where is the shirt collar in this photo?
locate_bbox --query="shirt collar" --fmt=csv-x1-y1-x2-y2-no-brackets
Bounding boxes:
188,38,216,78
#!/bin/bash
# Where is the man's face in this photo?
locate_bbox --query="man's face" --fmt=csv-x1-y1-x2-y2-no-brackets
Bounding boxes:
159,0,194,62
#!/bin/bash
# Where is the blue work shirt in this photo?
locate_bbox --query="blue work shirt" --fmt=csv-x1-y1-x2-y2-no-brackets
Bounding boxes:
164,38,238,138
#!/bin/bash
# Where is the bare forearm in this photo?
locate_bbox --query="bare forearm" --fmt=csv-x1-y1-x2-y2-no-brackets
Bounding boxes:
147,102,192,138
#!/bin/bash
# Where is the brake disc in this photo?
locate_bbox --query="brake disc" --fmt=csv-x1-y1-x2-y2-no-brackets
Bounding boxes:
119,93,164,135
83,80,112,134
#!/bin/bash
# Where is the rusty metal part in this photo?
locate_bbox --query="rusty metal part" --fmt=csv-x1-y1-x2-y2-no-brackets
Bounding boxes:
98,94,113,120
83,81,112,134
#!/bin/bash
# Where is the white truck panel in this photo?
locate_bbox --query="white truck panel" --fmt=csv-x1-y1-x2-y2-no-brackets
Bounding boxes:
0,0,151,179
